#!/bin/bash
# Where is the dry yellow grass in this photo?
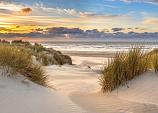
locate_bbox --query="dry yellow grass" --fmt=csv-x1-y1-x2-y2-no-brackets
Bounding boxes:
100,48,149,92
0,44,47,86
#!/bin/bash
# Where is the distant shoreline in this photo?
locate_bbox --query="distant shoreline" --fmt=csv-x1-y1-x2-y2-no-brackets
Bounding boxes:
62,51,116,58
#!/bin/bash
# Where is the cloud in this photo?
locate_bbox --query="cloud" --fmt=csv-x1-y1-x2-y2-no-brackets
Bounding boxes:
0,2,32,16
112,28,124,32
0,27,14,32
0,1,155,32
0,2,21,15
0,8,12,14
143,18,158,24
33,4,123,19
35,28,43,32
0,27,158,40
79,12,123,19
46,27,84,35
119,0,158,4
0,2,22,11
111,27,146,33
20,7,32,15
0,27,9,30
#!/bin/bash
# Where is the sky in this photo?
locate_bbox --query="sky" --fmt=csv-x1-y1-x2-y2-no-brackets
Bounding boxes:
0,0,158,34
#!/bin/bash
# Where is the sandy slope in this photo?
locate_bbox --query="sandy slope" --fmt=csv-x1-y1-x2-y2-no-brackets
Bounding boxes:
45,65,158,113
0,75,86,113
45,65,100,94
116,72,158,105
70,72,158,113
1,56,158,113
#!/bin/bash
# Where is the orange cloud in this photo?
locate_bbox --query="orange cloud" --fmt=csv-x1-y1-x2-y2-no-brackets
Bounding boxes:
20,8,32,15
143,18,158,25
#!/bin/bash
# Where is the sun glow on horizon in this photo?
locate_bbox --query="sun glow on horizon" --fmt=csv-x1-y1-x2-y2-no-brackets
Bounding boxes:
0,0,158,34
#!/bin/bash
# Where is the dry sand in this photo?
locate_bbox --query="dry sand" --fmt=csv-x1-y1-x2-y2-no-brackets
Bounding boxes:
1,55,158,113
70,72,158,113
45,63,158,113
0,73,86,113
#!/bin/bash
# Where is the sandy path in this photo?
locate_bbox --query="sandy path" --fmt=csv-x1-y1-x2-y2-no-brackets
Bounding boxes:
45,65,100,94
45,65,158,113
0,75,86,113
71,93,158,113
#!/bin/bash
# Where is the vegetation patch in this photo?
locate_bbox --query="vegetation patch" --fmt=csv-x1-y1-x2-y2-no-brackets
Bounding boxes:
0,44,47,86
147,48,158,72
100,48,149,92
0,39,72,86
11,40,72,65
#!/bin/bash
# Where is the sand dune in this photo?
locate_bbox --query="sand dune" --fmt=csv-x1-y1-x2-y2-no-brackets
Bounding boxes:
70,72,158,113
45,65,158,113
1,61,158,113
45,65,100,94
0,75,86,113
71,93,158,113
116,72,158,105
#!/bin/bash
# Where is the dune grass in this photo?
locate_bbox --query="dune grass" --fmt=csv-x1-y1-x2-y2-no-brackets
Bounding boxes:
100,48,149,92
0,44,47,86
147,49,158,72
152,53,158,72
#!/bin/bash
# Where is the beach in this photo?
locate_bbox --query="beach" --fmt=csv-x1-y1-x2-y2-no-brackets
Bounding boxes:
0,0,158,112
1,42,158,113
45,59,158,113
44,42,158,113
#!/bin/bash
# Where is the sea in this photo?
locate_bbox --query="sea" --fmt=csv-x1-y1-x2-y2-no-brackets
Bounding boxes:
41,41,158,69
42,41,158,53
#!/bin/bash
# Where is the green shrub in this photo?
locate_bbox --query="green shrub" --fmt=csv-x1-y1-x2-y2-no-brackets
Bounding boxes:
100,48,149,92
0,44,47,86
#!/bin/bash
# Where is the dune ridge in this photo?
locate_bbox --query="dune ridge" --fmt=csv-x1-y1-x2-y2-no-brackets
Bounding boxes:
46,64,158,113
1,54,158,113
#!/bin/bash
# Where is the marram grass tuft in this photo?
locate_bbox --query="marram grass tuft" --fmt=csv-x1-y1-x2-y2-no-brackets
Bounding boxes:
100,48,149,92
